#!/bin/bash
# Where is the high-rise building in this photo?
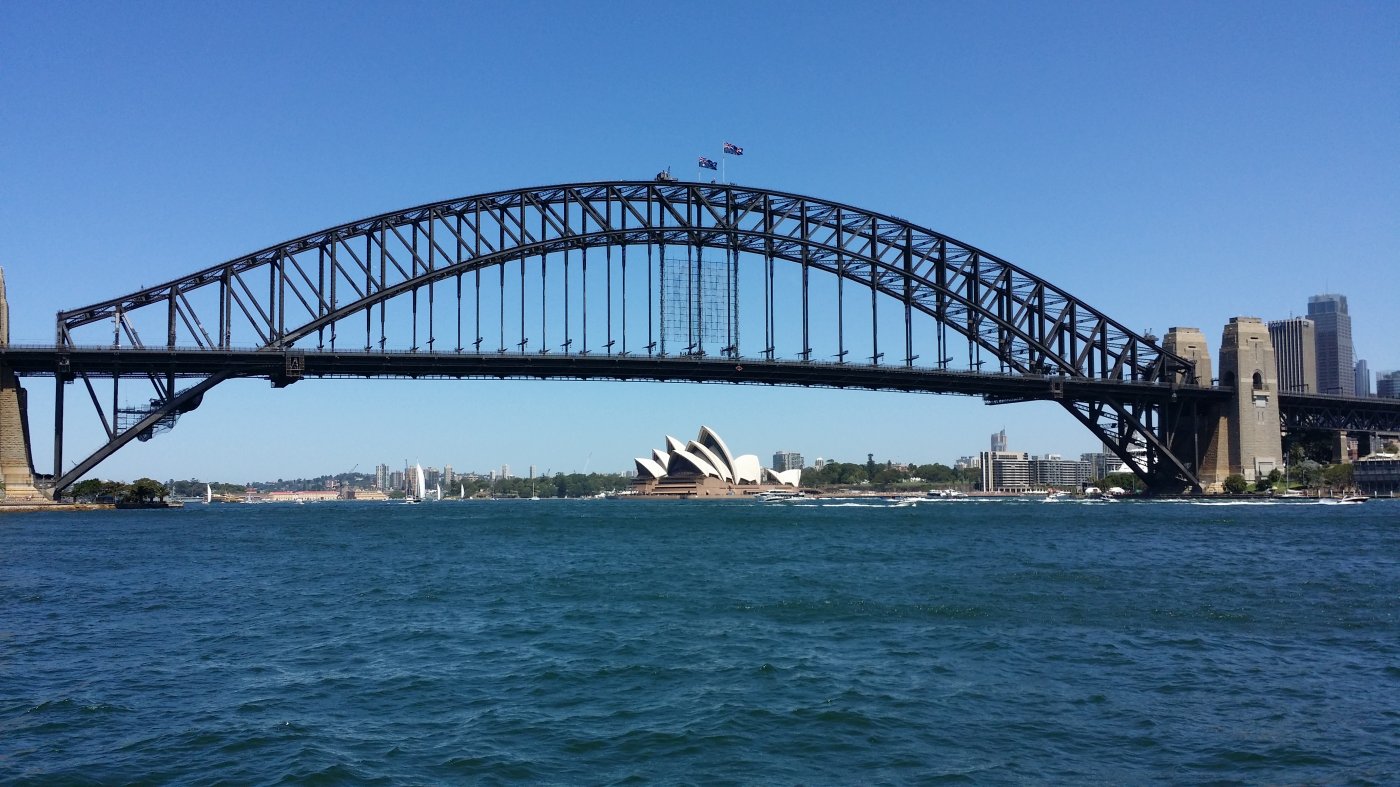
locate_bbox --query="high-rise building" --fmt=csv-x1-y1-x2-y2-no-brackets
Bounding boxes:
1030,456,1092,487
374,463,389,490
979,450,1029,492
772,451,804,471
1355,359,1372,398
1378,371,1400,399
443,464,456,484
990,429,1008,452
1307,294,1355,396
1080,452,1126,480
1268,317,1317,393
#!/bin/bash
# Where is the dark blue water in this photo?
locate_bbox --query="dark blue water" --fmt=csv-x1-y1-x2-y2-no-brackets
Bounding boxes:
3,498,1398,783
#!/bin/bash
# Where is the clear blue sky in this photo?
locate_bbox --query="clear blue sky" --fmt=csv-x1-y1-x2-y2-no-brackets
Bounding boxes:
2,1,1396,483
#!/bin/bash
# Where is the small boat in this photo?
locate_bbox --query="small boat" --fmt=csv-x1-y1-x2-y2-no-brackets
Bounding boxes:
755,489,806,502
1338,495,1369,505
1043,489,1069,502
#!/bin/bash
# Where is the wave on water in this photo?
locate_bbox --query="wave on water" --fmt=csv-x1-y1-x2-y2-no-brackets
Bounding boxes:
818,502,895,508
3,501,1397,783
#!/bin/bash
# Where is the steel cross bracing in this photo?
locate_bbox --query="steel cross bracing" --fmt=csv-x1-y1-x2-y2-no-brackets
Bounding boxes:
1278,392,1400,433
49,181,1213,493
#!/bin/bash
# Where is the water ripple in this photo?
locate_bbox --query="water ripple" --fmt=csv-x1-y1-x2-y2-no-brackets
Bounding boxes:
2,498,1397,782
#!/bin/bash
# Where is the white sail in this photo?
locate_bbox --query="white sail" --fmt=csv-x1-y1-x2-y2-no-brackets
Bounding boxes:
459,482,465,499
414,463,427,501
204,483,212,504
435,483,442,501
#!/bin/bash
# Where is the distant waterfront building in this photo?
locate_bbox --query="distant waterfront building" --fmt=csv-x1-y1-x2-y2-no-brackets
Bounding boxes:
772,451,804,471
1354,453,1400,495
500,464,510,479
990,429,1008,452
1030,456,1092,487
1378,371,1400,399
1307,294,1354,396
266,490,341,503
812,457,828,470
1080,452,1127,480
634,425,800,497
1355,360,1372,398
387,470,404,490
1268,317,1317,393
955,455,980,470
443,464,456,485
374,463,389,490
979,450,1030,493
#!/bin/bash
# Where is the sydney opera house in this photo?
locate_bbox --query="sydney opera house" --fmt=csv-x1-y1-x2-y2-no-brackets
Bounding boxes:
632,426,803,498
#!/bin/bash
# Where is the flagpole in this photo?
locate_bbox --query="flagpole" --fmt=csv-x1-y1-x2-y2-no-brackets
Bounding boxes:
720,145,726,185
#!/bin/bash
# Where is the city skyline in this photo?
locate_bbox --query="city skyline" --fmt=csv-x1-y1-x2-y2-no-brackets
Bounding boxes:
2,3,1396,482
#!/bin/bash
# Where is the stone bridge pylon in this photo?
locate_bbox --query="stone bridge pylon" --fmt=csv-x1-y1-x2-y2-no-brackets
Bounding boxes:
0,268,49,503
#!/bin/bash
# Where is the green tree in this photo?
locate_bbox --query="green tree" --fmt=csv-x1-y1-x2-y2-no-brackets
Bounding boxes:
1097,472,1145,493
1321,463,1353,489
69,478,107,500
1294,460,1323,489
1222,474,1248,494
127,477,167,503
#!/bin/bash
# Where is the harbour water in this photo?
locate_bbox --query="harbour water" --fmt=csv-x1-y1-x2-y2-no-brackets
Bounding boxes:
3,498,1397,782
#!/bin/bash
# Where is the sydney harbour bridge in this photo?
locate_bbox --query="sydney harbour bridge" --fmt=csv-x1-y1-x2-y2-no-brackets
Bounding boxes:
0,180,1395,497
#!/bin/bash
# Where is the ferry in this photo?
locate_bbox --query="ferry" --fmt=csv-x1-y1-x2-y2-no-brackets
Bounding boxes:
754,489,807,502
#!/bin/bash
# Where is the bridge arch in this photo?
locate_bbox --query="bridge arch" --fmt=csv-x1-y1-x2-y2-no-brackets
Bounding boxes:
53,181,1206,492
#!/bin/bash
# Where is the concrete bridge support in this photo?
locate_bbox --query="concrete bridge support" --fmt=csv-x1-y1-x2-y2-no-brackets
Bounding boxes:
1218,317,1283,484
1164,326,1229,492
0,268,48,503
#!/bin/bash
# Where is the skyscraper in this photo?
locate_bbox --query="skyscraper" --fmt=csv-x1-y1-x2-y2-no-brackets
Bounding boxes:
772,451,804,471
1307,294,1354,396
991,429,1008,452
1355,359,1372,398
1268,317,1317,393
1378,371,1400,399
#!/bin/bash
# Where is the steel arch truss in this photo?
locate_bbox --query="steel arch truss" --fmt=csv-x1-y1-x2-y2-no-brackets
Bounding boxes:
54,181,1205,491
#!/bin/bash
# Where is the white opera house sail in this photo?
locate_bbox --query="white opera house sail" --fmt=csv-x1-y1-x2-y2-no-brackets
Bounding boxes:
632,426,802,498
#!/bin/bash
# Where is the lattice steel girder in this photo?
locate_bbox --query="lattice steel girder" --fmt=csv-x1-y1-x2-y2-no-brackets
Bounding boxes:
1278,392,1400,433
55,181,1195,387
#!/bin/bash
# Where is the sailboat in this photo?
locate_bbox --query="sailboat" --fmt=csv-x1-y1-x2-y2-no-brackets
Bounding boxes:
459,482,466,500
435,483,443,502
404,463,427,504
204,483,212,504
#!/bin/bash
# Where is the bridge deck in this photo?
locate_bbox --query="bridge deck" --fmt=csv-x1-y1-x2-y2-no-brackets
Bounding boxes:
2,345,1223,404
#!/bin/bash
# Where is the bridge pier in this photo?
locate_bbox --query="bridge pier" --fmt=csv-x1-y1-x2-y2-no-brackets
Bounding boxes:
0,269,50,503
1164,327,1228,492
1165,320,1287,492
1218,317,1284,486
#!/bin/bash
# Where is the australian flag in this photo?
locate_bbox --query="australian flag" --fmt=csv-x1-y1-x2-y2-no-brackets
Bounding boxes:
698,156,718,170
723,142,744,156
